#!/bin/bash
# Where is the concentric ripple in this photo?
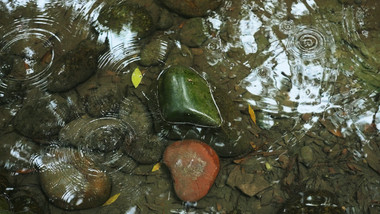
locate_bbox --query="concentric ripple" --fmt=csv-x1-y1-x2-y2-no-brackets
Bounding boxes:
97,31,140,74
0,17,61,89
287,26,327,60
279,20,295,34
58,117,137,173
33,147,112,210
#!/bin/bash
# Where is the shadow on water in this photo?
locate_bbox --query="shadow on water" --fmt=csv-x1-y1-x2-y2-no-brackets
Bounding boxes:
0,0,379,213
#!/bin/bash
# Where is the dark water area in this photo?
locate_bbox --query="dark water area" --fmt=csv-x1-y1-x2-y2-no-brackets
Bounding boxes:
0,0,379,213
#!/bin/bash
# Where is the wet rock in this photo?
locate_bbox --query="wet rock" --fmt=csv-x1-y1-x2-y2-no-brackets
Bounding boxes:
165,44,193,67
47,39,98,92
11,195,44,214
180,18,208,48
227,166,271,197
38,148,111,210
0,53,23,104
158,65,222,127
0,175,9,194
278,154,290,169
364,142,380,175
0,105,17,134
300,145,315,167
149,87,253,157
0,195,11,212
59,117,134,153
0,132,39,171
120,96,166,164
76,71,123,117
163,140,220,202
97,150,138,174
157,8,173,29
158,0,222,17
13,91,73,142
140,35,171,66
98,2,153,37
203,123,254,157
125,134,165,165
0,53,13,78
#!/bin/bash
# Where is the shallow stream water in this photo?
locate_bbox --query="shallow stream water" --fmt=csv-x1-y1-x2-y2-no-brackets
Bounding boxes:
0,0,379,213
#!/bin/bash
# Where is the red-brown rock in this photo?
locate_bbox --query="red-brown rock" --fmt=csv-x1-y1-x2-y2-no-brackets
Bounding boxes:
163,139,220,202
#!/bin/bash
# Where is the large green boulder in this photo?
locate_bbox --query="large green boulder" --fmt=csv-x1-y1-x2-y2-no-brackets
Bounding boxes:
158,65,222,127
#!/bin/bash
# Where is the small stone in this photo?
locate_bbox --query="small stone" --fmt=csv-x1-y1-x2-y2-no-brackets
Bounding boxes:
158,65,222,127
300,146,315,167
226,166,270,197
98,2,153,37
76,71,123,118
120,96,166,164
157,8,173,29
163,140,220,202
180,18,208,48
158,0,222,17
278,154,289,169
140,36,170,66
47,39,98,92
59,117,134,153
13,90,73,142
165,44,193,67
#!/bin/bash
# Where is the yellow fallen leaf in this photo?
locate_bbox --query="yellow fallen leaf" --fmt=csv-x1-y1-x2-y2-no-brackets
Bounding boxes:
102,193,120,206
152,163,161,172
265,162,272,171
248,104,256,124
132,67,143,88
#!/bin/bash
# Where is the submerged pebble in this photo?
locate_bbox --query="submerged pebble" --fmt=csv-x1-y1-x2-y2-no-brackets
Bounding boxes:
300,145,315,167
98,2,153,37
13,90,74,142
158,0,222,17
47,39,99,93
0,132,39,171
180,18,208,48
59,117,134,153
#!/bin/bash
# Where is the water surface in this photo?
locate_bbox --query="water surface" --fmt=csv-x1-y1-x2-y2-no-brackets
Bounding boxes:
0,0,379,213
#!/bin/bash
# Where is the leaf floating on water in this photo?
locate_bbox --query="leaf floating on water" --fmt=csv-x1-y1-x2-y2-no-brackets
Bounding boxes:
248,104,256,124
102,193,121,206
132,67,143,88
152,163,161,172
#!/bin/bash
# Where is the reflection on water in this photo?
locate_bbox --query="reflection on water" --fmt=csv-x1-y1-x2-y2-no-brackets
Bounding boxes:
0,0,379,213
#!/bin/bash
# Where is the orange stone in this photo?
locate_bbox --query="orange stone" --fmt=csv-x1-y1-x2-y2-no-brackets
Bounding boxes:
163,139,220,202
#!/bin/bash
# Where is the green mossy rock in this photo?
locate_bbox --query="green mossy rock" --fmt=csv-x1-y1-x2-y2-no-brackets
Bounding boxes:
158,65,222,127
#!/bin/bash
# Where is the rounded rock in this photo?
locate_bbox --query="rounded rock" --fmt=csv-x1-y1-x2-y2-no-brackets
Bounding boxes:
300,145,315,167
37,148,111,210
163,139,220,202
158,65,222,127
158,0,222,17
180,18,208,47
